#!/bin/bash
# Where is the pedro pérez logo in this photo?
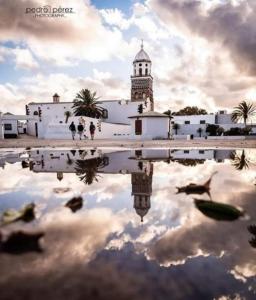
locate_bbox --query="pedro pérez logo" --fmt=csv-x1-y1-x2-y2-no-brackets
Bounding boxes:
25,5,75,18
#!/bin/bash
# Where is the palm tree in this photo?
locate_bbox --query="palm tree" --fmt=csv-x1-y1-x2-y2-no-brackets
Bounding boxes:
197,127,203,137
64,111,72,123
164,110,175,139
72,89,104,118
231,101,256,126
172,123,180,135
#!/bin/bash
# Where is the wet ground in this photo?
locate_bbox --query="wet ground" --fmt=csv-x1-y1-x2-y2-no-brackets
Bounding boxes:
0,148,255,300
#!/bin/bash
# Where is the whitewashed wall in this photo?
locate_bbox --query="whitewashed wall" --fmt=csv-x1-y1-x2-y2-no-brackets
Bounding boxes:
130,117,169,140
1,119,18,137
175,124,207,137
171,149,215,160
99,100,148,124
27,99,147,129
173,114,216,125
43,116,130,139
0,113,3,139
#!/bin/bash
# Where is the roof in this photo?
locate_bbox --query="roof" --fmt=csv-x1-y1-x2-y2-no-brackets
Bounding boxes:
129,111,169,118
27,99,132,105
134,43,151,62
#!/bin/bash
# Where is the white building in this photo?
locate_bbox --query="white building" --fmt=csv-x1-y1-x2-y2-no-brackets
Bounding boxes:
129,111,169,140
1,41,255,140
172,110,256,138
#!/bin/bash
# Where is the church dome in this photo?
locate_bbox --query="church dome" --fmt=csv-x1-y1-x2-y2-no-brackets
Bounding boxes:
135,207,150,222
134,43,151,63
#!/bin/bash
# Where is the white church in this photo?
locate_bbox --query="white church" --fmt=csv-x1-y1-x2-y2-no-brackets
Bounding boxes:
0,43,254,140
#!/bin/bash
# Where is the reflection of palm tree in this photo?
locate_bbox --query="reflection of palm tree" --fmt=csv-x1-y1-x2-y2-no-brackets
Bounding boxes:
230,150,250,170
75,157,108,185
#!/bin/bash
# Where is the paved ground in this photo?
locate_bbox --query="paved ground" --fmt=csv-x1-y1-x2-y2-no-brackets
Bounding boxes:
0,136,255,149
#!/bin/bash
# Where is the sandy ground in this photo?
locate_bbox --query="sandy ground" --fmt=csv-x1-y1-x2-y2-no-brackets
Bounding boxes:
0,136,255,149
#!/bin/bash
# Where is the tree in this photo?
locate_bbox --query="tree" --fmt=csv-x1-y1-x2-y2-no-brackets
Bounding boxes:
64,111,72,123
172,123,180,135
206,124,219,136
138,104,143,114
231,100,256,125
72,89,104,118
197,127,203,137
174,106,208,116
164,110,175,139
216,127,224,136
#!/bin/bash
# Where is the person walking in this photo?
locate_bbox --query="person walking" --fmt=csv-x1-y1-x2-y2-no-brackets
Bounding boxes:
89,121,96,140
69,121,76,140
77,122,84,140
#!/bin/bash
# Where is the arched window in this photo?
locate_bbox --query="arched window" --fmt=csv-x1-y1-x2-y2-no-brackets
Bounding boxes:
145,68,148,75
139,68,142,76
33,111,39,116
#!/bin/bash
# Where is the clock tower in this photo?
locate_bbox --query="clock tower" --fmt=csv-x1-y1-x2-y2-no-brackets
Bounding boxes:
131,41,154,110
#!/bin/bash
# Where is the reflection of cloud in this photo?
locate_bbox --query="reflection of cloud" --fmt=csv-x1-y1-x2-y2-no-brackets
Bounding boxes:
1,241,254,300
0,207,124,278
149,190,256,280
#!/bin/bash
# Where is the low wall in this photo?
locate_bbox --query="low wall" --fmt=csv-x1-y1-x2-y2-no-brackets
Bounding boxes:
207,136,246,140
43,116,131,139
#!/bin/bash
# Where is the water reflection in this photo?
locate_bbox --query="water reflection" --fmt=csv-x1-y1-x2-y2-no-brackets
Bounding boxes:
0,148,256,299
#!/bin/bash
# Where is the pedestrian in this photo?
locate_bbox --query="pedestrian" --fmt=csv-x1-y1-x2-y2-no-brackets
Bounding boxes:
89,121,96,140
69,121,76,140
77,122,84,140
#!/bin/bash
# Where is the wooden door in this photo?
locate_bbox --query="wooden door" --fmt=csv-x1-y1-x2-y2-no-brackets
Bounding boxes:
135,119,142,135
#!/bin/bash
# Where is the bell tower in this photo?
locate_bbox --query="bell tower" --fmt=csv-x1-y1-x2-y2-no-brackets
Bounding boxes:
131,41,154,110
131,162,153,222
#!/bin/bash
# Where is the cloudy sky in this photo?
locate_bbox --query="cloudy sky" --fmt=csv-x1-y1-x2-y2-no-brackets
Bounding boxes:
0,0,256,114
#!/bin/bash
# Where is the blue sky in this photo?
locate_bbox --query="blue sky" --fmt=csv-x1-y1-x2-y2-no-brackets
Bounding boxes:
0,0,255,114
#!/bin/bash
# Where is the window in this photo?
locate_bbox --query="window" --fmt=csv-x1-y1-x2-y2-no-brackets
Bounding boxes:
199,150,205,154
184,121,190,124
145,68,148,75
200,120,206,124
4,124,12,131
135,150,142,157
184,150,189,154
139,63,142,66
33,111,39,116
146,64,148,66
135,119,142,135
139,68,142,76
102,109,108,119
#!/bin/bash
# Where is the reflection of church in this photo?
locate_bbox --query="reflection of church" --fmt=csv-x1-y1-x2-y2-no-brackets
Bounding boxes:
0,148,236,222
132,162,153,222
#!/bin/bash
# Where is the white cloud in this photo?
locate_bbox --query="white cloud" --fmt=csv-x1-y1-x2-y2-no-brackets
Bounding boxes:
13,48,39,70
